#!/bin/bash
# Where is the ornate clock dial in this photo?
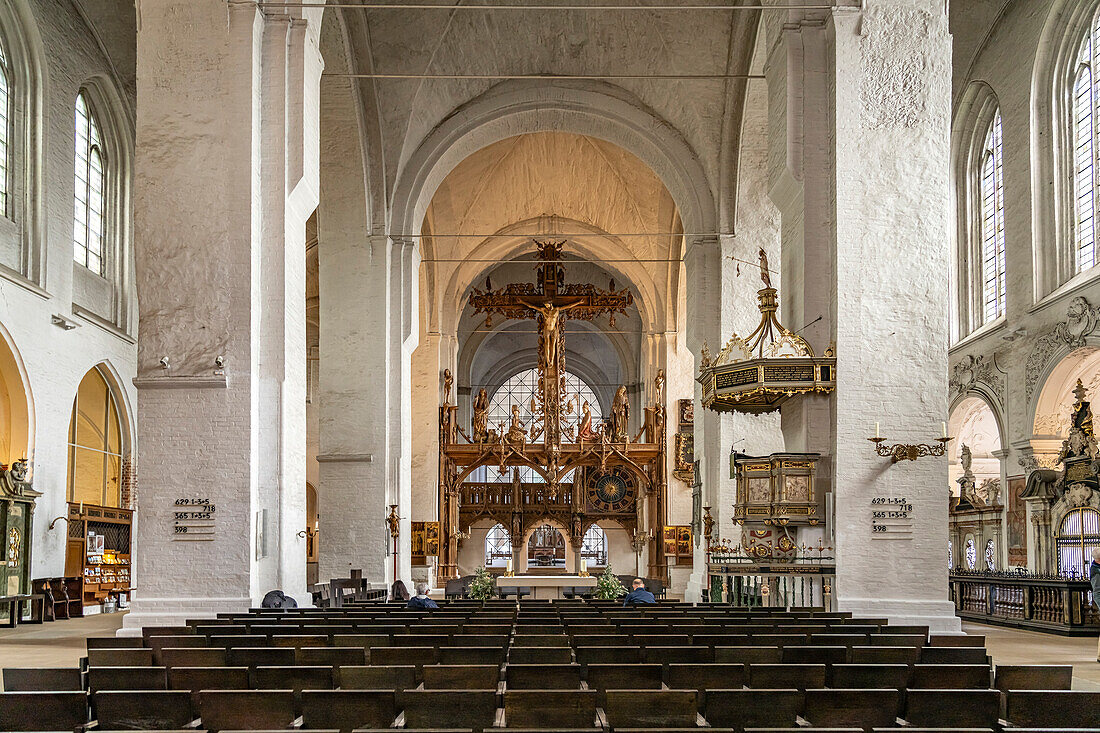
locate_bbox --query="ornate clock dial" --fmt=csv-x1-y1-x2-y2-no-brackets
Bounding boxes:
588,469,636,512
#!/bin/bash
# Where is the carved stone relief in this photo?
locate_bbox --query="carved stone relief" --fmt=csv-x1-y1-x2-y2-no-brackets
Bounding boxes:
949,353,1005,407
1025,297,1100,403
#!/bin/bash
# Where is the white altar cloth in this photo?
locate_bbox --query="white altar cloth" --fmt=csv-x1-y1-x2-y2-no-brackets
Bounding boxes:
496,574,598,599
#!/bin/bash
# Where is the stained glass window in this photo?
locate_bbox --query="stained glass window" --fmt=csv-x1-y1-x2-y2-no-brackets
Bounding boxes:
0,39,11,218
1072,8,1100,273
984,539,996,571
979,110,1006,322
74,92,105,275
965,538,977,570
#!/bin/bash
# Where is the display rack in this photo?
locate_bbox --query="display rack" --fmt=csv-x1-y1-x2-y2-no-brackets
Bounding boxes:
65,502,132,609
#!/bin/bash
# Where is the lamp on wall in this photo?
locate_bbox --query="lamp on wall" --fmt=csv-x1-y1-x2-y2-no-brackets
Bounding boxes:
868,422,951,463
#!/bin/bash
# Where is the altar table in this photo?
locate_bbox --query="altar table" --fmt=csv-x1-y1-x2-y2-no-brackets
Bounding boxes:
496,574,597,600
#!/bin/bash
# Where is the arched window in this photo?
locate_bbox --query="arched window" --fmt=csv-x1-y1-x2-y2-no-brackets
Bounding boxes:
1056,507,1100,576
527,524,565,567
0,38,12,219
582,524,608,566
965,538,977,570
1072,8,1100,274
984,539,996,571
73,91,105,275
948,540,953,570
471,368,601,483
978,111,1006,322
67,368,123,508
484,523,511,567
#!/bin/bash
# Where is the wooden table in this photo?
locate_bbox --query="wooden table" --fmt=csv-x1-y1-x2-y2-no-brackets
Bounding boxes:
497,575,598,600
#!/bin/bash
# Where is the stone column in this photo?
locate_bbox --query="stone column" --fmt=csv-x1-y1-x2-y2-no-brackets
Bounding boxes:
125,1,319,631
829,0,959,631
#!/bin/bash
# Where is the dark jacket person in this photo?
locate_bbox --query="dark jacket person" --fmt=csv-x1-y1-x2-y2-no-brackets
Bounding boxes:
623,577,656,606
407,582,439,610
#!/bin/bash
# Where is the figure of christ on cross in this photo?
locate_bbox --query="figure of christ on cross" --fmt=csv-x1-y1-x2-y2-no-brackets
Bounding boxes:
521,298,586,372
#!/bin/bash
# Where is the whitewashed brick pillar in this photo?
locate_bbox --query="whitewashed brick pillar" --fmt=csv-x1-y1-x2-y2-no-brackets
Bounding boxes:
125,0,319,631
829,0,959,631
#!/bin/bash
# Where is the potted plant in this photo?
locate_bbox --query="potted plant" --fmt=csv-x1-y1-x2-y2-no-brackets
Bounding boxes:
467,566,496,601
594,564,628,600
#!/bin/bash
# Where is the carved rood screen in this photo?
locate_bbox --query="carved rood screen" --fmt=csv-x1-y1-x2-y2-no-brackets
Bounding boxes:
437,240,669,581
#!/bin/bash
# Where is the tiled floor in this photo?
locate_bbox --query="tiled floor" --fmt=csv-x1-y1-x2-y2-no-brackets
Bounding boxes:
1,612,1098,692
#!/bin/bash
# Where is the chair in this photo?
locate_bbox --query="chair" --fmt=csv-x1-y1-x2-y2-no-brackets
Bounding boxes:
2,667,82,691
196,689,297,732
94,690,195,729
602,690,699,729
0,691,88,731
301,689,396,732
503,689,597,729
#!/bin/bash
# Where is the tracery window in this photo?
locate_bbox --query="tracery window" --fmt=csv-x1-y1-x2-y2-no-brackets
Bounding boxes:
978,111,1006,322
984,539,996,571
74,91,105,275
67,368,123,508
471,368,601,483
1056,507,1100,576
484,523,511,567
582,524,608,566
1072,8,1100,274
965,538,977,570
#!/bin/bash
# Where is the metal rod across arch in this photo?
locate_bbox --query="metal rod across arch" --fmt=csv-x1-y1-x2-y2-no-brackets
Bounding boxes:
261,3,846,10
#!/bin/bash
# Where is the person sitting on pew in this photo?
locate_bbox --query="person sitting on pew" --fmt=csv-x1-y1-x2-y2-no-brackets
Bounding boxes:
622,578,656,607
407,582,439,610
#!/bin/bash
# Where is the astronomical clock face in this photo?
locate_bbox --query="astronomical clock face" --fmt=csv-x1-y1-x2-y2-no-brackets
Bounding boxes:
587,468,637,513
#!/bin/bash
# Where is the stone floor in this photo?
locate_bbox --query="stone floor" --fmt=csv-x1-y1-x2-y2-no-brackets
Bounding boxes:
0,613,1098,691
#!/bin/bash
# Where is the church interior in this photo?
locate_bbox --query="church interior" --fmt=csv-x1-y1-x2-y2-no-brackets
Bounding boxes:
2,0,1100,728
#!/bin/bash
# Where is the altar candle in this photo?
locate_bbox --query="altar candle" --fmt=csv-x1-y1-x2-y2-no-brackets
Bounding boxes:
506,558,513,574
79,501,83,514
942,421,947,439
581,558,587,574
875,423,879,439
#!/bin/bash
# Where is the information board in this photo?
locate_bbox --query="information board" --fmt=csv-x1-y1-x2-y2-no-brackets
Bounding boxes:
173,498,216,541
870,496,913,540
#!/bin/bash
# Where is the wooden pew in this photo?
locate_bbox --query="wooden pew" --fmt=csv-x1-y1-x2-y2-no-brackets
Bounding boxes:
509,646,571,664
439,646,506,665
714,646,783,664
301,689,397,732
781,645,848,665
505,662,582,689
993,664,1073,691
749,663,826,690
87,647,154,667
340,664,417,690
829,663,911,690
94,690,195,729
0,691,88,731
297,646,367,667
704,688,804,730
2,667,82,691
503,689,597,729
602,690,699,729
802,689,900,730
88,665,168,691
160,646,227,668
585,663,663,693
197,689,297,732
401,688,499,732
850,646,921,665
903,689,1001,728
226,646,296,667
422,664,500,689
1003,690,1100,728
909,664,991,689
369,645,438,667
918,647,988,665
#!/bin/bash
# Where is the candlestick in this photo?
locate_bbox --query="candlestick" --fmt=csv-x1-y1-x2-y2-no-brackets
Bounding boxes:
942,421,947,439
875,422,879,439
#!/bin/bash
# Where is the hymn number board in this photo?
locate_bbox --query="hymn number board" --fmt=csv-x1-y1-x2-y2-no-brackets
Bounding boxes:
173,498,216,541
870,497,913,540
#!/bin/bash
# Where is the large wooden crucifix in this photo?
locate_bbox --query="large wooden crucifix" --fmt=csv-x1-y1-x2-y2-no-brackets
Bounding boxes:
469,240,633,448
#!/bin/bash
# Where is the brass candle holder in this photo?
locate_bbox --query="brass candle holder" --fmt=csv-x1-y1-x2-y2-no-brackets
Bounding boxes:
868,436,951,463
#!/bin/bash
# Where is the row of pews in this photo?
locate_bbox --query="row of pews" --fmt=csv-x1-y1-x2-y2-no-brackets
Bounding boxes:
0,599,1097,732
